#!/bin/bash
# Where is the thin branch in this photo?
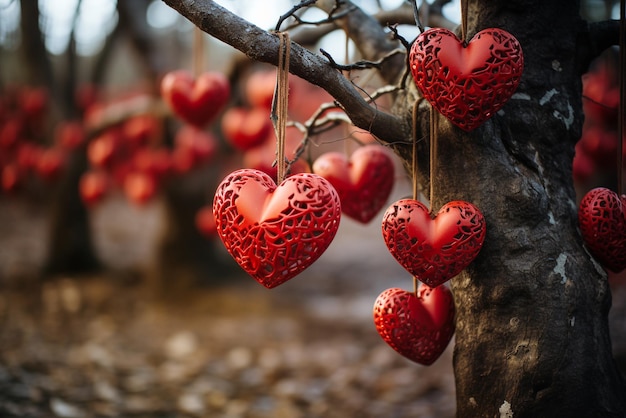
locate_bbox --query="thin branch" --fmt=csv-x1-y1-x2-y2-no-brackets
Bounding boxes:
290,2,455,47
387,23,413,89
411,0,425,33
274,0,317,31
161,0,409,144
314,0,406,85
320,47,405,71
278,2,356,32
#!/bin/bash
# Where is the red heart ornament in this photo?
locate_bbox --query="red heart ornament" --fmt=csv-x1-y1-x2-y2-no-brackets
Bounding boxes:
160,70,230,127
373,285,455,365
578,187,626,273
312,145,395,224
410,27,524,131
213,169,341,288
382,199,486,287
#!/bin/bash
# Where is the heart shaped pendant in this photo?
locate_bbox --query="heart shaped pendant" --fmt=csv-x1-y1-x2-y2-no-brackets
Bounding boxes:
410,27,524,131
373,285,455,365
382,199,486,287
213,169,341,288
578,187,626,273
161,70,230,127
312,145,395,223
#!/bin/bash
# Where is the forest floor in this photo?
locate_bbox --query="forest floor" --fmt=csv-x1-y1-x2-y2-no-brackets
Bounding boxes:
0,193,458,418
0,193,625,418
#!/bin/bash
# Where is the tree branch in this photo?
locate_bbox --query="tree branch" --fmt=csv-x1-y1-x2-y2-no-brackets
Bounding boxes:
290,2,456,47
161,0,409,143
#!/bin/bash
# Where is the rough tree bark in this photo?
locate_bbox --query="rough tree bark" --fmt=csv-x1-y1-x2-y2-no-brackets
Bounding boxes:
162,0,625,416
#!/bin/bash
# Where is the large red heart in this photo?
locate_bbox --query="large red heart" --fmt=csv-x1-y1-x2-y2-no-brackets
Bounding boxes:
410,27,524,131
382,199,486,287
578,187,626,273
373,285,455,365
213,169,341,288
160,70,230,127
312,145,395,224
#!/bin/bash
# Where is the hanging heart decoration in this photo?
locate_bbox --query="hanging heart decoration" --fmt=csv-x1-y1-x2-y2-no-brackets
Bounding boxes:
382,199,486,287
213,169,341,288
578,187,626,273
373,285,455,365
409,27,524,131
312,145,395,224
160,70,231,127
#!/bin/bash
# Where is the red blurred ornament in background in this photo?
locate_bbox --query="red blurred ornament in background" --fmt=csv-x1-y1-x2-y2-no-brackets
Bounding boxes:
160,70,230,127
313,145,395,224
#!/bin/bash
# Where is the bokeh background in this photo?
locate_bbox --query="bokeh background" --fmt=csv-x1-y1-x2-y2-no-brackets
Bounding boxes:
0,1,623,417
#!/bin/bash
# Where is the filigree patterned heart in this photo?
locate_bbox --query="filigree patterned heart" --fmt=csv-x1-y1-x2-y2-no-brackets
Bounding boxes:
373,285,455,365
578,187,626,273
213,169,341,288
312,145,395,224
382,199,486,287
409,27,524,131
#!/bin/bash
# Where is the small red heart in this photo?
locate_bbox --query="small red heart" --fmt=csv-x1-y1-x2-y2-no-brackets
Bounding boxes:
382,199,486,287
160,70,230,127
312,145,395,223
578,187,626,273
213,169,341,288
410,27,524,131
373,285,455,365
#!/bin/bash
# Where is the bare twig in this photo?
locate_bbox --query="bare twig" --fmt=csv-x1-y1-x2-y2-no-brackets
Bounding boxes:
274,0,318,31
278,2,356,32
320,47,405,71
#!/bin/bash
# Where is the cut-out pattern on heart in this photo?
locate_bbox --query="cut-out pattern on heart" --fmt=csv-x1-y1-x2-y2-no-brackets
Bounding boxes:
213,169,341,288
578,187,626,273
312,145,395,224
161,70,230,127
373,285,455,365
410,27,524,131
382,199,486,287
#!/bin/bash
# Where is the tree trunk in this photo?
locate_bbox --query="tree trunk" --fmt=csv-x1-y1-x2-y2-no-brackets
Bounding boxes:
161,0,626,415
423,2,626,416
148,165,241,299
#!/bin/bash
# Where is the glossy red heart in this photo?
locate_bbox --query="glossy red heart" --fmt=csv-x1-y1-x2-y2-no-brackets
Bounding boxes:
578,187,626,273
410,27,524,131
213,169,341,288
160,70,230,127
382,199,486,287
373,284,455,365
312,145,395,224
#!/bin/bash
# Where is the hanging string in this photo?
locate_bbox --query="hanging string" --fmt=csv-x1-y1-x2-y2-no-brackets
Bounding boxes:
429,106,438,211
272,32,291,184
411,100,421,296
344,30,352,156
411,101,420,201
460,0,469,44
619,0,625,195
193,26,205,77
